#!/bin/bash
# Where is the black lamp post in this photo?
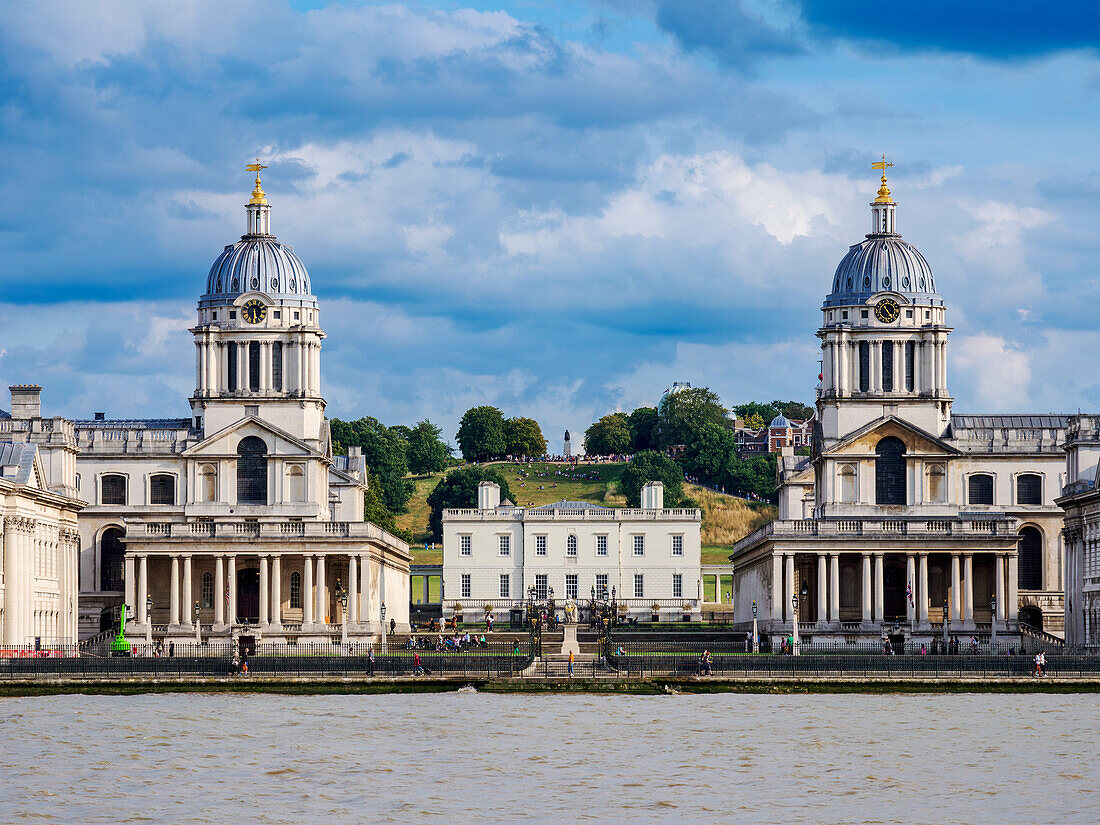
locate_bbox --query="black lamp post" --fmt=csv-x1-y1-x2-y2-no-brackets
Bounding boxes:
145,594,153,648
942,597,949,643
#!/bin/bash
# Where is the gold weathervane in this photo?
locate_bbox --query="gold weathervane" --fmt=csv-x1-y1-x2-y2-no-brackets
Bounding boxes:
246,158,268,205
872,155,893,204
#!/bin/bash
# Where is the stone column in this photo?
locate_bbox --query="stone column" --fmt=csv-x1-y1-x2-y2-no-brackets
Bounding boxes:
918,553,929,625
259,556,269,630
861,553,872,624
950,553,961,624
316,554,327,624
237,342,246,392
271,555,282,628
214,556,225,626
137,555,148,624
906,554,916,624
829,554,840,623
963,553,974,624
816,554,827,625
169,555,181,627
1007,554,1019,621
228,555,237,624
873,553,885,623
303,555,314,627
182,556,193,629
995,553,1006,624
3,521,20,645
771,554,784,622
260,342,271,393
348,554,359,626
359,553,371,631
124,555,136,618
784,553,795,623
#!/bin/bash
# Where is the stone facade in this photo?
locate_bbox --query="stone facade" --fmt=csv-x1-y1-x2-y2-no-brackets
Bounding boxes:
1055,415,1100,648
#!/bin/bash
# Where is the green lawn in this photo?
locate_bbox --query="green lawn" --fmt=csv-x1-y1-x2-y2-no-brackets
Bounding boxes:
702,545,735,565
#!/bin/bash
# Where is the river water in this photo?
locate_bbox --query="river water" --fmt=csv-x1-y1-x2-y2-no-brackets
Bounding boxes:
0,691,1095,824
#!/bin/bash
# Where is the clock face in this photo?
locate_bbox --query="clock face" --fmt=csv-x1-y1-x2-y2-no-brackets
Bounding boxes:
242,299,267,324
874,298,900,323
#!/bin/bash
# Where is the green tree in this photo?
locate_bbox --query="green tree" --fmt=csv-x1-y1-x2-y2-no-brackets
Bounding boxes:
628,406,659,451
733,401,779,425
456,405,507,462
618,450,684,507
426,466,514,542
772,399,814,421
361,468,411,541
406,419,451,475
330,416,414,514
744,413,766,430
681,422,736,482
585,412,632,456
504,416,547,457
658,386,728,447
721,452,778,502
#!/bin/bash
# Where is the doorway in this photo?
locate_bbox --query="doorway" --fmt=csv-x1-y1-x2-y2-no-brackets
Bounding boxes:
237,568,260,623
883,558,907,621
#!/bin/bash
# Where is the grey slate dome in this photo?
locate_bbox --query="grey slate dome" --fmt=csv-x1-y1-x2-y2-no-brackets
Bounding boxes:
204,238,313,303
825,236,939,308
769,414,791,429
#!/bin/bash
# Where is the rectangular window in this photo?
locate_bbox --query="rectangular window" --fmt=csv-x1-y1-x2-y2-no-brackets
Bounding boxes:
535,574,548,600
596,535,608,556
632,535,645,556
905,341,915,391
499,534,511,556
671,535,683,556
565,574,578,600
272,342,283,391
882,340,894,392
633,574,644,599
535,535,547,556
460,535,472,556
249,341,261,391
461,574,471,599
100,475,126,505
968,474,994,505
229,310,237,320
842,310,848,320
673,573,683,598
227,344,238,392
859,341,870,392
566,535,577,556
1017,474,1042,505
499,573,510,599
595,574,608,599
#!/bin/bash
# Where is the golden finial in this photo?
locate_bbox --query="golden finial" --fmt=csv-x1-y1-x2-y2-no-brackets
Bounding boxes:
246,159,268,205
872,155,894,203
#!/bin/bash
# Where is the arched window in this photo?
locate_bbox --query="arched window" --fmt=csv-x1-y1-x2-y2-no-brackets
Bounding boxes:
201,572,214,608
1018,526,1043,590
927,465,946,503
567,534,578,556
290,571,302,609
839,465,857,503
286,465,305,502
101,474,127,505
236,436,268,504
198,465,217,502
968,474,994,505
874,437,906,505
1017,473,1042,505
99,527,125,592
149,474,175,505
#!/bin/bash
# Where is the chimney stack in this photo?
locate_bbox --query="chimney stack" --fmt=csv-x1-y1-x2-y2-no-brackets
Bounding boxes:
9,385,41,420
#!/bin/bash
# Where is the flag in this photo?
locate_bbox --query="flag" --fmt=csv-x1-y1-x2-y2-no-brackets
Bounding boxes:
906,580,914,608
225,583,230,607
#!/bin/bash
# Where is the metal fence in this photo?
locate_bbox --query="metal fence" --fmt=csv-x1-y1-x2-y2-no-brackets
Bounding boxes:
0,642,533,680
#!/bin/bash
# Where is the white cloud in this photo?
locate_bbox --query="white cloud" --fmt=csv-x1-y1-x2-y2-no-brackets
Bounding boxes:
951,334,1032,410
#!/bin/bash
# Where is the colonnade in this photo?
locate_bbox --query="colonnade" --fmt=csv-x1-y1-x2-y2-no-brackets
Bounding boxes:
772,549,1019,629
1,517,79,645
195,336,322,397
821,332,948,397
124,551,385,635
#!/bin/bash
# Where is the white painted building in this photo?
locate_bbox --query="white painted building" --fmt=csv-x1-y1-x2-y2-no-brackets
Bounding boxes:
1055,415,1100,648
1,388,84,646
731,167,1067,645
9,169,411,645
442,481,702,620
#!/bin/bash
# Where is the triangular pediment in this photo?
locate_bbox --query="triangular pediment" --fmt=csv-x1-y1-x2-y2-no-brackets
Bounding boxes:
824,415,959,457
183,416,319,459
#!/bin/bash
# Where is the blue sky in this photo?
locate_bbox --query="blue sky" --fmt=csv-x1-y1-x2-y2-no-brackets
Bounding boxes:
3,1,1100,450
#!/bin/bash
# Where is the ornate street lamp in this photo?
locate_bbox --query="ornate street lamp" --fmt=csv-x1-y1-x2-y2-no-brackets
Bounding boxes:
942,598,949,644
336,578,348,647
751,599,759,654
380,601,387,654
990,593,998,650
194,599,201,645
145,594,153,649
791,593,800,656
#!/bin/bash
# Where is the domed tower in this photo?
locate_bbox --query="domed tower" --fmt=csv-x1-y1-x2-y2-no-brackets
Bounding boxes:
816,159,952,446
190,163,327,443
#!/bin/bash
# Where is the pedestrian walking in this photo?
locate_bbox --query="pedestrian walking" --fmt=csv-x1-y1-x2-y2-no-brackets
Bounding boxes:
413,651,423,677
367,648,375,676
568,650,574,677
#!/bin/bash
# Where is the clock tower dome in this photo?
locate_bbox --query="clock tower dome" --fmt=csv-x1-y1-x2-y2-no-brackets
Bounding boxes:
816,159,952,447
189,164,327,444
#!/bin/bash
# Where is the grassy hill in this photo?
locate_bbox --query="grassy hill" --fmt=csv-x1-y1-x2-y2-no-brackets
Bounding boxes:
396,462,776,565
